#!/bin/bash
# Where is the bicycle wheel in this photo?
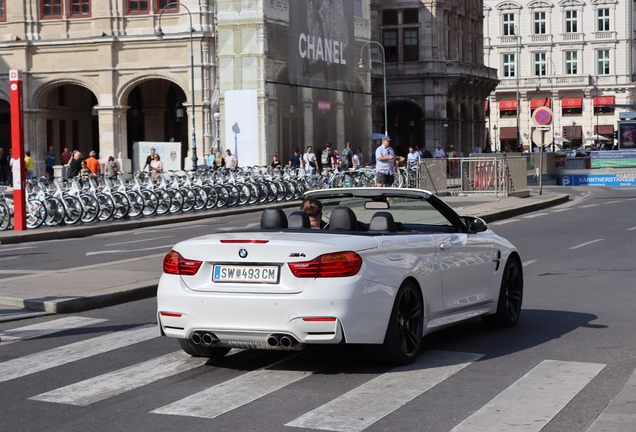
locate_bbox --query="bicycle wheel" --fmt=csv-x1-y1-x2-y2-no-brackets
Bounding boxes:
247,183,259,205
192,186,208,211
236,184,250,206
44,196,64,226
265,182,278,203
168,188,184,214
26,199,47,229
79,193,100,223
275,182,286,202
0,200,11,231
215,185,230,208
204,185,218,209
256,182,269,204
180,187,196,212
112,192,131,219
127,190,145,218
154,189,172,215
284,181,295,201
140,189,159,216
62,195,83,225
226,184,240,207
294,180,305,199
96,193,115,221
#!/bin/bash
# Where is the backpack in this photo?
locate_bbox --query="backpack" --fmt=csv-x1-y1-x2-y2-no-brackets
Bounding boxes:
321,149,332,165
341,148,353,169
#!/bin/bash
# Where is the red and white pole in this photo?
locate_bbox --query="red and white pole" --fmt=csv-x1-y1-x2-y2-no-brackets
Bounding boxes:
10,70,26,230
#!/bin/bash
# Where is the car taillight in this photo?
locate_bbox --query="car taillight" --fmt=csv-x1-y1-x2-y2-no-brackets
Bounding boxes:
163,251,203,276
288,251,362,278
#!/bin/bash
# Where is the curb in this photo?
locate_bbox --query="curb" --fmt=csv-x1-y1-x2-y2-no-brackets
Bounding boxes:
477,194,570,223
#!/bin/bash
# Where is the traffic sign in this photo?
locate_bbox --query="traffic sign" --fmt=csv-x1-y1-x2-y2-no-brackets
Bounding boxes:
533,106,553,126
537,126,551,131
532,128,553,145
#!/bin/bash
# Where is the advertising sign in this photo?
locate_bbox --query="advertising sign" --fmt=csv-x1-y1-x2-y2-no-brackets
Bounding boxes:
559,173,636,186
288,0,355,91
589,150,636,168
618,121,636,149
225,90,259,168
132,142,182,173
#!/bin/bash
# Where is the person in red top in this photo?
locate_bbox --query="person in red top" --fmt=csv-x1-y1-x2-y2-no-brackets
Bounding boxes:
60,148,72,165
85,151,101,175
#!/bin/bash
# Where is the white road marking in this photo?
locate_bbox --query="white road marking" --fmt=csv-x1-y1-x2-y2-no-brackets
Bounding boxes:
522,260,537,267
106,236,174,246
551,208,573,213
579,204,599,208
0,316,108,346
86,244,173,256
627,226,636,231
152,358,314,419
451,360,605,432
134,224,210,234
569,239,604,250
0,256,21,261
0,324,158,384
31,348,245,406
604,200,624,204
0,246,37,252
523,213,548,219
0,269,49,274
490,219,519,226
286,350,482,432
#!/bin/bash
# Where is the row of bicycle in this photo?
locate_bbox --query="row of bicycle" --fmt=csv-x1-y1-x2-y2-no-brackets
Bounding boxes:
0,167,308,230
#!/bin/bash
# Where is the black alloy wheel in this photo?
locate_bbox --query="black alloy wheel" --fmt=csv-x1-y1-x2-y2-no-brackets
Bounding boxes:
482,257,523,328
382,280,423,365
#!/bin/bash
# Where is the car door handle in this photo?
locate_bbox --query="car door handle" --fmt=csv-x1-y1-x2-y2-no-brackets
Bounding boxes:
439,243,450,251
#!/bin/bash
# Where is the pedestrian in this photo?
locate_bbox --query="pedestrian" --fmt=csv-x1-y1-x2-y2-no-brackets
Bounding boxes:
225,149,238,170
67,150,85,178
333,150,341,170
320,142,335,172
375,136,395,187
142,147,157,172
288,147,301,170
44,146,56,179
434,145,446,158
60,147,72,165
79,159,92,184
86,150,101,175
407,146,421,166
474,144,483,154
150,154,164,180
213,151,225,169
341,142,355,170
352,150,361,168
104,156,119,177
303,146,318,175
355,146,364,165
270,155,281,171
447,145,457,175
421,147,433,158
24,151,34,180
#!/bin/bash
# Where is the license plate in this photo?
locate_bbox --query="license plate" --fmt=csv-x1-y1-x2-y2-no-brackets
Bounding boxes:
213,265,279,283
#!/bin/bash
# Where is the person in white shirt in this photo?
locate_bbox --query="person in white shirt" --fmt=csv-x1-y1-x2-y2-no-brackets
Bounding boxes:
434,145,446,158
407,146,421,165
225,149,238,170
474,145,482,153
303,146,318,175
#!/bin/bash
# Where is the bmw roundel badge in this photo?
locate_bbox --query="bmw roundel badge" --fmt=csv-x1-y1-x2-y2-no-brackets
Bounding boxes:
238,249,248,259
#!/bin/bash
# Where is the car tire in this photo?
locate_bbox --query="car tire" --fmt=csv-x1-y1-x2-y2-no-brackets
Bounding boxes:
381,280,424,365
178,338,231,359
482,257,523,328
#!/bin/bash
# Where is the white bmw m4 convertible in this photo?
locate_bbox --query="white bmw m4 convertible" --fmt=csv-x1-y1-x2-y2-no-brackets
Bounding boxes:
157,188,523,365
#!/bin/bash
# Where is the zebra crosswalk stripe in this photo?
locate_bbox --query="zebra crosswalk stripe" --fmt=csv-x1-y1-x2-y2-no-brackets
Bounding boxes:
151,362,313,419
0,316,108,346
286,350,482,432
30,350,208,406
451,359,606,432
0,324,158,384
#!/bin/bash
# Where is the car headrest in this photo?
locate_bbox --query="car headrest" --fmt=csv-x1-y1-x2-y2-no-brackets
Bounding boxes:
288,211,311,229
329,207,358,231
369,211,397,232
260,208,288,229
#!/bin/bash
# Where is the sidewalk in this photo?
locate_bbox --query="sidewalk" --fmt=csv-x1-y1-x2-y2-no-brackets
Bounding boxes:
0,191,569,322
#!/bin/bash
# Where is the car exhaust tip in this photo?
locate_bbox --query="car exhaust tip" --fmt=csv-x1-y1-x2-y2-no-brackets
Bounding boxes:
267,334,280,347
279,336,296,348
191,331,203,345
201,332,218,346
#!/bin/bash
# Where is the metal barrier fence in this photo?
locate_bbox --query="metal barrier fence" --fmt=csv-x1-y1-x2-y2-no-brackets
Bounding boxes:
415,156,528,197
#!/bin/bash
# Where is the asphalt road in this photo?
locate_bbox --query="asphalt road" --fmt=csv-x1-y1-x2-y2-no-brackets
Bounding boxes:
0,185,635,432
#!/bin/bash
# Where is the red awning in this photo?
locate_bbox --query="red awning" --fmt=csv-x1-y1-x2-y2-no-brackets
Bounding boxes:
594,96,615,107
562,97,583,108
499,100,518,110
499,127,518,140
530,98,552,109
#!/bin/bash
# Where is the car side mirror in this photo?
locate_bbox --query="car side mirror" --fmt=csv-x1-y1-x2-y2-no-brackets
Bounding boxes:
464,216,487,233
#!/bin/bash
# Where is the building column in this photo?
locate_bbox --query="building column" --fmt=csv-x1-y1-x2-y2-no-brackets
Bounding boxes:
302,87,314,149
267,83,279,160
97,106,131,172
335,91,345,148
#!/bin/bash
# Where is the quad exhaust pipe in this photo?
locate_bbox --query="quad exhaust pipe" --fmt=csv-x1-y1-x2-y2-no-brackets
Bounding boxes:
191,331,218,346
267,334,297,349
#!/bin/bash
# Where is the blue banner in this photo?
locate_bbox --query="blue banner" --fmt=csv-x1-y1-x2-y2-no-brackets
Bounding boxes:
559,173,636,186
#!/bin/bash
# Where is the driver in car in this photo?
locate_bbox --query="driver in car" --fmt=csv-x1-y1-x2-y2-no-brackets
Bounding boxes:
300,198,327,229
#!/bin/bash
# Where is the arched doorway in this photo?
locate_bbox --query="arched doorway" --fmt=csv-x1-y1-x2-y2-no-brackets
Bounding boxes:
386,101,424,157
125,80,188,168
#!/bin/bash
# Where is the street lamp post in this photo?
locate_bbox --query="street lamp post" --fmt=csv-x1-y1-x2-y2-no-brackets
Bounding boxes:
156,2,198,170
213,108,221,153
358,41,388,137
513,26,521,152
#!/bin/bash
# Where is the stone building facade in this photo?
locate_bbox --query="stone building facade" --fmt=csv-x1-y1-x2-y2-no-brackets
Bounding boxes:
484,0,636,151
370,0,498,157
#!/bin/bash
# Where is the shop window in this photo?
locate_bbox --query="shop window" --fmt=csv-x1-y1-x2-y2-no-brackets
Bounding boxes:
41,0,62,18
70,0,90,17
